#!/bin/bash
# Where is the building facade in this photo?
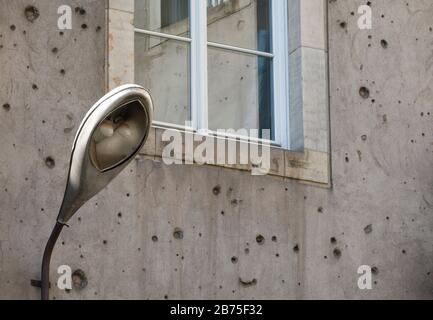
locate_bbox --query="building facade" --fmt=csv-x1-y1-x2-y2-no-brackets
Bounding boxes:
0,0,432,299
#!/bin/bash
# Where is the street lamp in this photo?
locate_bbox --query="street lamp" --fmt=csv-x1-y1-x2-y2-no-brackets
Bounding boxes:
39,84,153,300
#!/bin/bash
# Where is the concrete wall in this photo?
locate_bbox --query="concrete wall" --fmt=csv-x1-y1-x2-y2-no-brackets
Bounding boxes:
0,0,432,300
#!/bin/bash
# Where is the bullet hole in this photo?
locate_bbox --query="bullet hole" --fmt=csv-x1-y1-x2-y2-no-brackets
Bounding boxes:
364,224,373,234
272,236,277,242
126,193,130,197
52,47,58,54
3,103,10,112
60,69,66,75
371,266,379,275
45,157,55,169
230,199,242,208
164,295,168,300
96,26,101,32
32,84,38,90
239,278,257,287
330,237,337,244
333,248,342,259
81,23,88,30
24,6,40,23
318,207,324,213
231,256,238,264
367,1,371,6
293,244,300,253
10,25,16,31
72,269,88,290
359,87,370,99
102,240,107,245
402,249,407,254
380,39,388,49
244,248,250,254
212,185,221,196
220,211,225,216
276,253,280,258
173,228,184,240
256,235,265,245
152,235,158,242
345,156,350,163
117,212,123,219
339,21,347,29
75,7,86,15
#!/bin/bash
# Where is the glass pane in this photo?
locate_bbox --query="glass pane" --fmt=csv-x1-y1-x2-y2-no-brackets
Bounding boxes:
208,47,273,138
90,101,148,171
135,33,190,126
135,0,190,37
207,0,271,53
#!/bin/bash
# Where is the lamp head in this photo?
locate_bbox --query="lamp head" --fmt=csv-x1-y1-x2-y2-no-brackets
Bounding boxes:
57,84,153,224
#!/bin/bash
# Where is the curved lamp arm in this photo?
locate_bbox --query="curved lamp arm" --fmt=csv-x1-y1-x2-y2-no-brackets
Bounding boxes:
41,222,65,300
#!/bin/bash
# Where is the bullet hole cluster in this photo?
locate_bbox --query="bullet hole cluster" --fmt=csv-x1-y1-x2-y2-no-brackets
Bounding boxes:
45,157,55,169
333,248,342,259
173,228,184,240
359,87,370,99
212,185,221,196
364,224,373,234
72,269,88,290
75,7,86,15
256,235,265,245
239,278,257,287
24,5,40,23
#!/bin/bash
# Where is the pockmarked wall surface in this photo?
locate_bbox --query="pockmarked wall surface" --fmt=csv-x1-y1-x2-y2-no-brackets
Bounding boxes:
0,0,432,299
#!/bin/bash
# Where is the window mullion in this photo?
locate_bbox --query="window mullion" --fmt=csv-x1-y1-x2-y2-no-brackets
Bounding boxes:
272,0,290,149
190,0,209,134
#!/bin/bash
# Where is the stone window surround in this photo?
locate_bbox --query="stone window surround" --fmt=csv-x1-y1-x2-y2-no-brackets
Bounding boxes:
106,0,331,186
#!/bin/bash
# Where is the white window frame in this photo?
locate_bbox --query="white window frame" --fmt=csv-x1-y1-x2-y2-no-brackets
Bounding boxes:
134,0,291,149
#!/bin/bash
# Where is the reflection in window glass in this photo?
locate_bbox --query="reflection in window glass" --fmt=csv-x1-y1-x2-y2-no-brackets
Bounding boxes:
208,47,273,138
135,0,190,37
207,0,271,52
135,33,190,126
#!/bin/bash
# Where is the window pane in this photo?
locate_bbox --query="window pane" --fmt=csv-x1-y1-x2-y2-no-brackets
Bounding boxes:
207,0,271,53
208,47,273,138
135,0,190,37
135,33,190,126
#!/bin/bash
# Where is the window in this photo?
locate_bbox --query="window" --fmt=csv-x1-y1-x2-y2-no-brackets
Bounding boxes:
134,0,290,147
